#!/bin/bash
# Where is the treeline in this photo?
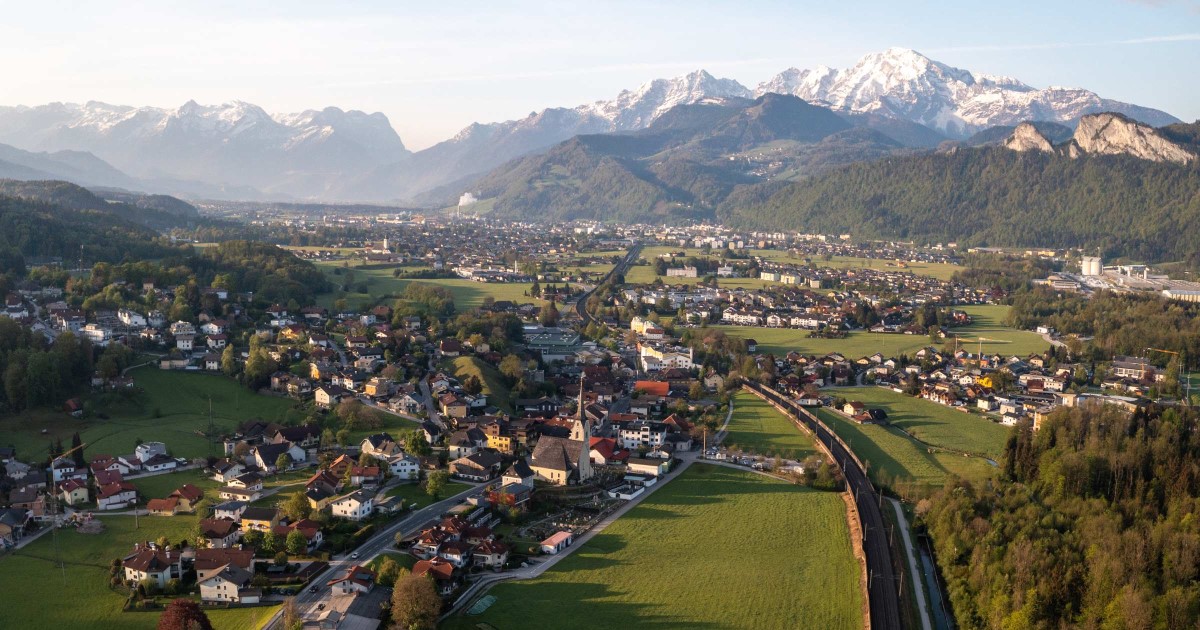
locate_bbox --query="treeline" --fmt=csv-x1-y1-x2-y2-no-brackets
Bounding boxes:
925,404,1200,629
951,253,1058,294
719,147,1200,264
1006,287,1200,368
187,240,331,306
0,195,180,270
0,320,133,413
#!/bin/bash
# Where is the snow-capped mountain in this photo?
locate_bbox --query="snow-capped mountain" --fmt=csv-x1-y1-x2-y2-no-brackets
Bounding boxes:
0,101,408,197
341,70,755,200
755,47,1179,137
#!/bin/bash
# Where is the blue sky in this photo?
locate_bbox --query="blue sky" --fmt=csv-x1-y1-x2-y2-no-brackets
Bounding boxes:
1,1,1196,148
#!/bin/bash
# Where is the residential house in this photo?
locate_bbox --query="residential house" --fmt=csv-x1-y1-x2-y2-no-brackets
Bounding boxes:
199,565,260,604
388,453,420,480
198,518,242,549
122,543,182,589
327,565,377,595
194,547,255,581
412,557,458,595
97,482,137,510
330,490,375,521
57,479,89,506
450,451,503,482
239,506,280,532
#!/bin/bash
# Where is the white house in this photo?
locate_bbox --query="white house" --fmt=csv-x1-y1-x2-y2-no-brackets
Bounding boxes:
388,454,420,480
199,565,259,603
540,531,574,554
330,490,375,521
135,442,167,463
118,309,147,327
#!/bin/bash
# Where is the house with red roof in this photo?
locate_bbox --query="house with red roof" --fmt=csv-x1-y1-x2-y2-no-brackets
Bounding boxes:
589,437,629,465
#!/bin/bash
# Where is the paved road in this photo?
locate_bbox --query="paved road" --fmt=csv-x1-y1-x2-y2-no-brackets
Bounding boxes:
890,497,932,630
263,482,489,629
744,382,902,630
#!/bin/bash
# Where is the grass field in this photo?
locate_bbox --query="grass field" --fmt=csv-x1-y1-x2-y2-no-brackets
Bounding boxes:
0,367,301,463
744,250,962,282
723,391,818,460
814,409,996,491
131,468,222,501
839,388,1009,458
714,304,1047,359
385,481,471,508
446,356,513,415
366,551,417,572
0,514,278,630
446,464,862,630
315,261,544,312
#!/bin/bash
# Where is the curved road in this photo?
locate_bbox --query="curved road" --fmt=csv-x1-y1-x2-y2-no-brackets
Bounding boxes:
744,382,902,630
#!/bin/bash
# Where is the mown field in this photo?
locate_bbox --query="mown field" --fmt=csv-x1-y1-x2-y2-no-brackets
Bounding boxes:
445,355,513,415
745,250,962,281
0,515,278,630
838,387,1009,458
445,464,862,630
714,304,1047,358
385,480,472,507
0,367,301,463
723,391,818,460
315,261,543,312
814,408,996,493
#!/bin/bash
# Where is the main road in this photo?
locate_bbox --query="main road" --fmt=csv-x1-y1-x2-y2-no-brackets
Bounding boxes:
744,382,903,630
262,482,489,629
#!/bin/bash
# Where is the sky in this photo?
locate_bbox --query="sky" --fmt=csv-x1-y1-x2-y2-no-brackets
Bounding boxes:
1,1,1197,149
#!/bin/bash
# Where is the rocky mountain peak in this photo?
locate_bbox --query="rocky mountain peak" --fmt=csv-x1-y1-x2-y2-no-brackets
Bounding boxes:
1068,113,1195,164
1003,122,1055,153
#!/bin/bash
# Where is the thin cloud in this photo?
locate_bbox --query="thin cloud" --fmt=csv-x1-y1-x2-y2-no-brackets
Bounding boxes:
928,33,1199,53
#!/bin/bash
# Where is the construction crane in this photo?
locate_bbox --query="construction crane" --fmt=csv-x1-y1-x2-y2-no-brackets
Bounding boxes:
1145,347,1191,403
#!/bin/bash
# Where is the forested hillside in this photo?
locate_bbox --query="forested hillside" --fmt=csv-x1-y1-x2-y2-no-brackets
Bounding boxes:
719,147,1200,263
926,404,1200,629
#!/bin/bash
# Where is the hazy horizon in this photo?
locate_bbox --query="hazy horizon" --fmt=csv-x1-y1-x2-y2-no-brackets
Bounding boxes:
2,0,1197,150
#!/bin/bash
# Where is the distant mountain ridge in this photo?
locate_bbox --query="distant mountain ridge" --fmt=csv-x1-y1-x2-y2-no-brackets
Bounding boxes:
0,48,1181,202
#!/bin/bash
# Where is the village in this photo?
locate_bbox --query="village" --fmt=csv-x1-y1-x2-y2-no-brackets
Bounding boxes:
0,218,1188,630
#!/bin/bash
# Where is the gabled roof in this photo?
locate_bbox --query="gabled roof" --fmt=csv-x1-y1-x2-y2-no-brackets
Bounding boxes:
194,547,254,571
171,484,204,502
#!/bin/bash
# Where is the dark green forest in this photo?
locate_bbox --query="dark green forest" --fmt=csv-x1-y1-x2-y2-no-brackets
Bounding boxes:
719,148,1200,263
926,404,1200,629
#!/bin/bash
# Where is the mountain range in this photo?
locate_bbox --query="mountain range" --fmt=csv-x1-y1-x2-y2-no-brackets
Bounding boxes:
0,48,1182,203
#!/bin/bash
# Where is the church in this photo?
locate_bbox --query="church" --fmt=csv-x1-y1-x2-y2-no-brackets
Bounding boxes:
528,379,594,485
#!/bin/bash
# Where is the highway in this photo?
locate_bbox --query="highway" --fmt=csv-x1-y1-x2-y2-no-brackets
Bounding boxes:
744,382,902,630
572,243,642,326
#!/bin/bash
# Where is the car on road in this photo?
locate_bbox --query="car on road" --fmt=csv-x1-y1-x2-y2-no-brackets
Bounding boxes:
350,552,359,559
310,586,317,593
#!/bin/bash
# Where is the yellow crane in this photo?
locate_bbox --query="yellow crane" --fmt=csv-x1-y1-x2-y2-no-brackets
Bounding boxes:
1145,347,1190,403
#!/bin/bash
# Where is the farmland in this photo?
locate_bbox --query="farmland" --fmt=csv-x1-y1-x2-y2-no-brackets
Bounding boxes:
714,304,1047,358
814,408,996,493
723,391,818,460
446,464,862,630
0,515,278,630
836,387,1009,458
0,367,301,464
315,261,543,312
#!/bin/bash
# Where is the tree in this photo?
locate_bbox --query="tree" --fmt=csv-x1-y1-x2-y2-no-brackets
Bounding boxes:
391,571,441,630
281,597,303,630
498,354,524,383
539,300,559,326
262,531,281,554
404,430,431,456
426,470,449,500
220,344,238,377
286,529,308,556
275,453,291,472
69,432,85,467
157,599,214,630
376,556,401,587
274,551,289,567
463,375,483,395
241,529,262,548
282,491,311,522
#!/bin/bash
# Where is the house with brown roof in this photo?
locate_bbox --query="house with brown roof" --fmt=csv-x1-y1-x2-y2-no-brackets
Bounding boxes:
57,479,89,506
473,539,510,568
412,556,458,595
122,543,182,588
328,564,377,595
194,547,255,581
97,482,137,510
146,497,182,515
169,484,205,512
198,518,241,549
199,565,259,604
